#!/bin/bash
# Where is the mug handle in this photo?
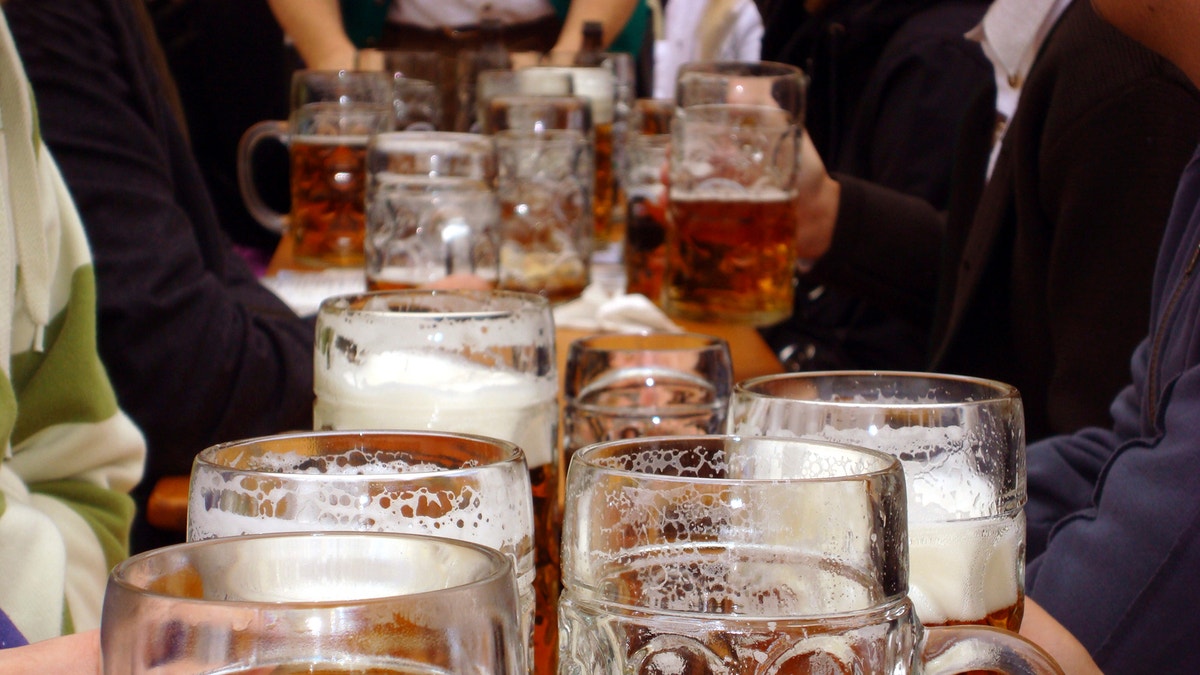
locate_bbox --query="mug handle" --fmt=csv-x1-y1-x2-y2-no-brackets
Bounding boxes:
922,625,1064,674
236,119,290,234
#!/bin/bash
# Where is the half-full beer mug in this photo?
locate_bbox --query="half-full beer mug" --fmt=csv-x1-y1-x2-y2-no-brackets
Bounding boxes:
665,104,799,325
560,435,1062,675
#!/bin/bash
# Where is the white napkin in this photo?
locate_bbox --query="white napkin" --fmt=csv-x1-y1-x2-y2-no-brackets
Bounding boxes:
553,284,682,333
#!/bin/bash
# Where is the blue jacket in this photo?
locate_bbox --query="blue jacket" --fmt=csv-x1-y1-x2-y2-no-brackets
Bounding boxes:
1026,145,1200,672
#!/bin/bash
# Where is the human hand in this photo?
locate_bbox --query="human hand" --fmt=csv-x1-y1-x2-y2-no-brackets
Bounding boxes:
793,130,840,261
1020,598,1102,674
0,629,101,674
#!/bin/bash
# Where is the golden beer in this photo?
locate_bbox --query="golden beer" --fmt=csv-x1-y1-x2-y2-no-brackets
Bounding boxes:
665,191,797,325
290,135,370,267
593,122,618,245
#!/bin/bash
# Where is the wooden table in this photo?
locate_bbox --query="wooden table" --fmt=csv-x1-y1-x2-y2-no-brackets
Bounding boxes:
145,240,784,533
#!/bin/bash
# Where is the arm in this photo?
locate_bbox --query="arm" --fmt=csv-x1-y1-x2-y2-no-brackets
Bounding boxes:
0,629,100,674
1026,343,1200,670
267,0,356,69
551,0,638,52
5,0,315,486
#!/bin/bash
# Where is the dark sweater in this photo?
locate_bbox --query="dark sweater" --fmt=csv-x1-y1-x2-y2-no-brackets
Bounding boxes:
1025,145,1200,672
758,0,990,371
813,1,1200,440
5,0,316,551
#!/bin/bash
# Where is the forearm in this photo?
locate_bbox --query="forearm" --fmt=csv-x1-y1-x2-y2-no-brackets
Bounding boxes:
552,0,638,51
267,0,356,69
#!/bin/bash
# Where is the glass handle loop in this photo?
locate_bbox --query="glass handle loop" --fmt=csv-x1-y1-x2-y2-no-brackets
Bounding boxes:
922,625,1065,675
237,119,290,234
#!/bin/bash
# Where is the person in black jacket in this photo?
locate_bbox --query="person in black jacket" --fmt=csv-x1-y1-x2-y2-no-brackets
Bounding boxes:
4,0,317,552
757,0,991,372
789,0,1200,442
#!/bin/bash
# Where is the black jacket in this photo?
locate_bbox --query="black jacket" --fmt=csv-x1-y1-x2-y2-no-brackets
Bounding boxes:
758,0,990,371
814,1,1200,440
6,0,316,551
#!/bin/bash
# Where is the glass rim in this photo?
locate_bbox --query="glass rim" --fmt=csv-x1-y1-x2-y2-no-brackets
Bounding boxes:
193,429,527,480
734,370,1021,408
371,130,495,151
677,60,805,79
568,331,728,355
109,531,514,607
571,434,902,484
316,288,550,317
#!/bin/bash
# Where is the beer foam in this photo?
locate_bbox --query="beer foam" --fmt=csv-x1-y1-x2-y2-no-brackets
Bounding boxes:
518,67,614,123
907,515,1023,625
188,452,536,589
314,350,557,468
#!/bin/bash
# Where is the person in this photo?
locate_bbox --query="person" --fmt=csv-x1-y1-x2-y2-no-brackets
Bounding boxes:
651,0,764,99
3,0,317,553
790,0,1200,441
267,0,647,70
1016,0,1200,665
0,0,146,652
757,0,992,372
145,0,295,265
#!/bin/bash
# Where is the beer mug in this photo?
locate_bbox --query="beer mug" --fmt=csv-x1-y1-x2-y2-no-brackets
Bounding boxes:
102,531,523,674
187,430,536,673
560,435,1063,675
562,332,733,459
665,103,799,325
238,101,392,267
522,62,622,248
365,132,499,289
358,50,454,130
311,289,560,675
621,132,670,301
289,68,394,109
476,69,575,134
495,129,593,302
675,61,807,124
729,372,1027,631
486,95,593,137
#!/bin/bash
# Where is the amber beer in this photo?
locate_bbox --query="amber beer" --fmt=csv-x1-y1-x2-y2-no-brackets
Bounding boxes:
593,121,619,245
665,190,797,325
290,134,371,267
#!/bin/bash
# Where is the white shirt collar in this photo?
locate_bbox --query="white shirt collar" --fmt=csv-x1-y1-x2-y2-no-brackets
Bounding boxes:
967,0,1073,176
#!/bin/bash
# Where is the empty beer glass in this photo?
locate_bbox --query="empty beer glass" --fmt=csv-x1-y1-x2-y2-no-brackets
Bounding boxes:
187,430,535,673
495,129,593,302
729,371,1028,632
562,333,733,459
365,132,498,289
312,289,559,675
665,103,799,325
560,435,1063,675
102,531,523,674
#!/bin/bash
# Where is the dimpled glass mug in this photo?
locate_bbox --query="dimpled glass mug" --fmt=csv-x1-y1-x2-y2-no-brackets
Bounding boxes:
187,430,536,671
101,531,523,674
558,435,1063,675
729,371,1027,632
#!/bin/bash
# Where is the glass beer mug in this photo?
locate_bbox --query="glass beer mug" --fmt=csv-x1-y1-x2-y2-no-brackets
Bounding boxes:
101,531,524,674
559,435,1063,675
729,371,1027,631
